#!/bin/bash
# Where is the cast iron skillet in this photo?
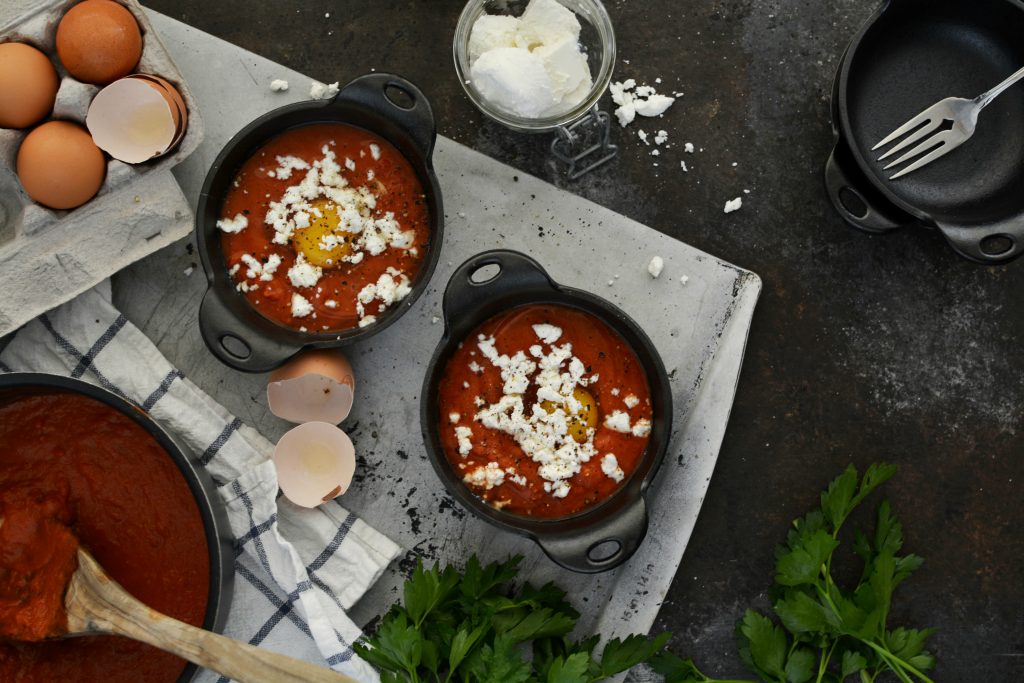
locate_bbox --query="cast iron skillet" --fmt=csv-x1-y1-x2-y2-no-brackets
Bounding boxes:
196,73,444,372
0,373,233,683
825,0,1024,264
421,251,673,574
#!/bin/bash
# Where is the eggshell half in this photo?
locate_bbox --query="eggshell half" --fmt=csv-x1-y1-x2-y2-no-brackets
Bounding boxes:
273,422,356,508
86,77,177,163
267,350,355,424
130,74,188,147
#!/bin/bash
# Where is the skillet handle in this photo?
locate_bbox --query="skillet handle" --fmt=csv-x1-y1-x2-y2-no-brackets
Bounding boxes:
535,497,649,573
334,73,436,159
442,250,555,325
824,142,909,234
198,289,302,373
936,220,1024,265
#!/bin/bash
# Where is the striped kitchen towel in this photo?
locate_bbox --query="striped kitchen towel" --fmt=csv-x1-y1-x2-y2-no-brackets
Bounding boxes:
0,280,401,683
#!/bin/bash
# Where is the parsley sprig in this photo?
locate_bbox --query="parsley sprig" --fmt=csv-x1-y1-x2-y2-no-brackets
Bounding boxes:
651,463,937,683
355,555,670,683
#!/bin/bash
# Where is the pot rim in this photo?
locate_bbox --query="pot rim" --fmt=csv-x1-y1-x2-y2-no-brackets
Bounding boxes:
0,372,233,683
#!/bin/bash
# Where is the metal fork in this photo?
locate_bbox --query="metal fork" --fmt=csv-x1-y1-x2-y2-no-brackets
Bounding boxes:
872,64,1024,180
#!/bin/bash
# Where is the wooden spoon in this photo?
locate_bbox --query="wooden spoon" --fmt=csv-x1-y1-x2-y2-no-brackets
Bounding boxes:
64,547,358,683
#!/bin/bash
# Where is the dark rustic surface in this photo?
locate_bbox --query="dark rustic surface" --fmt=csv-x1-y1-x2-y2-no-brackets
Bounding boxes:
146,0,1024,679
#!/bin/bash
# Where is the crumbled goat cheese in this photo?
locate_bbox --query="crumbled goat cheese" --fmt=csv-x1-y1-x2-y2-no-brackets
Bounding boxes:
611,388,620,396
269,79,289,92
290,293,314,318
469,361,484,374
309,81,340,100
463,461,504,489
638,129,649,145
324,299,337,308
273,155,310,180
610,78,675,127
355,267,413,324
601,453,625,483
654,129,668,145
680,275,690,285
724,197,743,214
449,412,461,424
287,253,323,288
624,394,640,409
680,160,689,172
455,426,474,456
648,255,664,278
474,332,600,497
684,142,695,153
358,315,377,328
604,410,632,433
217,213,248,234
369,144,381,160
632,419,652,437
260,254,283,281
532,323,563,345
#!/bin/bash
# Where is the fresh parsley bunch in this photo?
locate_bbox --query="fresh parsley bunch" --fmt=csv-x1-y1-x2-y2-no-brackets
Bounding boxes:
354,555,669,683
652,463,937,683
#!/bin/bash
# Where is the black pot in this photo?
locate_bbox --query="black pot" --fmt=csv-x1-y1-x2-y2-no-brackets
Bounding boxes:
825,0,1024,264
0,373,233,682
196,73,444,372
420,251,673,573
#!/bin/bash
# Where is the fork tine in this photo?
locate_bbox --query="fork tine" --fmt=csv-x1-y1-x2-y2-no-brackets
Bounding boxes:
883,131,952,170
888,141,956,180
872,106,938,151
876,116,943,160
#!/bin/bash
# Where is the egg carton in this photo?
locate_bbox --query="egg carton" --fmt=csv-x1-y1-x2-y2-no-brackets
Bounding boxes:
0,0,203,336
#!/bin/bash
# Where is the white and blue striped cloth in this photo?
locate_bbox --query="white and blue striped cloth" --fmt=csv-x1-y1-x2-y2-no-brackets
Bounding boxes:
0,281,401,683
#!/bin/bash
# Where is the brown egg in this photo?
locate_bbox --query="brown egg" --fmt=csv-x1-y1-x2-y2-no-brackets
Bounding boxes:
0,43,60,128
17,121,106,210
56,0,143,85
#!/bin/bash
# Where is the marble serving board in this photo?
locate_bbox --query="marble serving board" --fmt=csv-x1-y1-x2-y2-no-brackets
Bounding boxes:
113,10,762,652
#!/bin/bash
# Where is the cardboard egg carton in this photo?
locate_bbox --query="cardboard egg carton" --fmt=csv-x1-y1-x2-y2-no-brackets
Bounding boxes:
0,0,203,336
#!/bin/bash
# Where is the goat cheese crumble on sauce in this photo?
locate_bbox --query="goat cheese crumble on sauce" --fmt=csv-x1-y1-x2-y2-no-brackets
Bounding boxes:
218,123,430,331
437,304,654,517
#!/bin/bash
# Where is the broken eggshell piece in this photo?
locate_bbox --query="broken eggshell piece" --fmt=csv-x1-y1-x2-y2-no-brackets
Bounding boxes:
273,422,356,508
86,76,179,163
267,349,355,424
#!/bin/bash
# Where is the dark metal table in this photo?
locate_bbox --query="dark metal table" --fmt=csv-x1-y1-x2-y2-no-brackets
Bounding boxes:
146,0,1024,679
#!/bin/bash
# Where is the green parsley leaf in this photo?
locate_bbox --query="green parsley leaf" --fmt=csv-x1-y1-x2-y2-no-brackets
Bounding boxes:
460,555,521,600
598,633,672,677
404,560,459,627
464,633,532,683
737,609,787,680
784,647,815,683
821,464,858,531
774,590,836,634
546,652,591,683
775,529,839,586
649,651,713,683
840,649,868,677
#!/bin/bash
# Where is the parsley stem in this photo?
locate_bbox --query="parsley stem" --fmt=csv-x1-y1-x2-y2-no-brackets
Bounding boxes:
814,641,836,683
861,640,935,683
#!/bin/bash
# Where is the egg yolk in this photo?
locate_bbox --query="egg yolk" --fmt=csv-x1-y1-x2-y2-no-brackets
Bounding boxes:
541,387,599,444
290,199,354,268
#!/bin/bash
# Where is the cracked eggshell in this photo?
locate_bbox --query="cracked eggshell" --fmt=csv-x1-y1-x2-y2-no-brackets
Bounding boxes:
86,76,177,163
273,422,356,508
267,349,355,424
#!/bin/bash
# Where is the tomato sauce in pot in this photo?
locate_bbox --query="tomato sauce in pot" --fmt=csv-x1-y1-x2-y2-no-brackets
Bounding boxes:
437,304,653,518
218,123,430,332
0,393,210,683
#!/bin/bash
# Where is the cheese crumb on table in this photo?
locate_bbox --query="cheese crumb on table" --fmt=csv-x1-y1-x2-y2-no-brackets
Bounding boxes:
610,78,675,127
269,79,289,92
724,197,743,214
309,81,340,100
684,142,695,153
647,255,664,278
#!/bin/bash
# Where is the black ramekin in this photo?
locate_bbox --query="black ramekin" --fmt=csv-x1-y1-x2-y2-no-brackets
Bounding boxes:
420,251,673,574
195,73,444,372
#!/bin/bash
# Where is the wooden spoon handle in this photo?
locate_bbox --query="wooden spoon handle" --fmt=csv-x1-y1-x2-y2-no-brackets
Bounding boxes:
67,550,358,683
